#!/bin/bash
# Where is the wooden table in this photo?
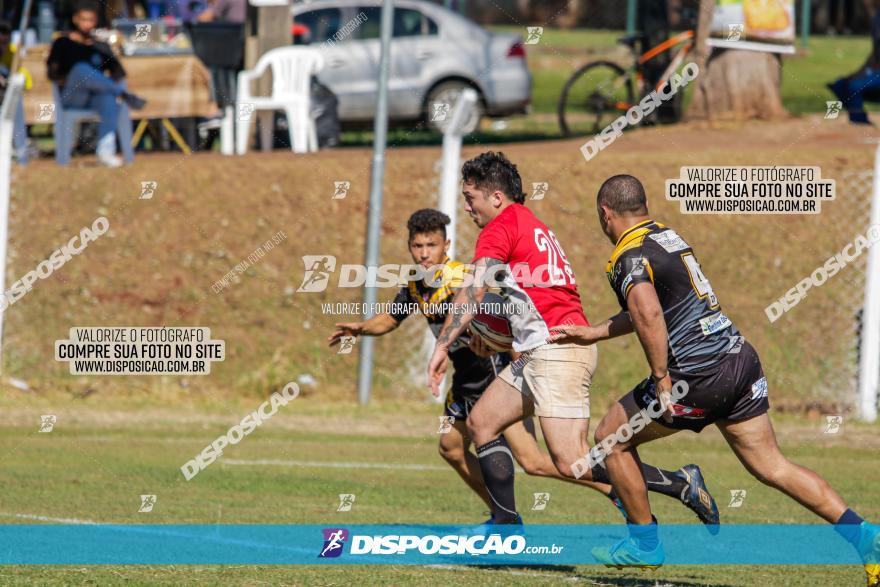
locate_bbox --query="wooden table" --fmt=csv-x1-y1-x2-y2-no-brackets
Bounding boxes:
20,45,216,152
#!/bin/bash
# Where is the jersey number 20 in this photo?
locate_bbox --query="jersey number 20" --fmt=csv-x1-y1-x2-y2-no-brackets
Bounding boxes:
534,228,575,285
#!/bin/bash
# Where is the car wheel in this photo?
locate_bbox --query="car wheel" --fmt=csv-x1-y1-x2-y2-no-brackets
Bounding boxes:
425,81,484,134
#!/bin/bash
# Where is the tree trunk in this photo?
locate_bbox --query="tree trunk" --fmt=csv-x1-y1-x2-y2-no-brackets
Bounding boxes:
685,0,789,121
686,50,788,121
556,0,583,29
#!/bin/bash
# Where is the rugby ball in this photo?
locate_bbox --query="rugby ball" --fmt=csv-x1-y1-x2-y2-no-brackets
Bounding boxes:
469,292,514,352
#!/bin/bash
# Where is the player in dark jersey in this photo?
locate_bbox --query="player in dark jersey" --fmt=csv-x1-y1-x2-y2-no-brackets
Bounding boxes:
550,175,879,583
328,209,627,522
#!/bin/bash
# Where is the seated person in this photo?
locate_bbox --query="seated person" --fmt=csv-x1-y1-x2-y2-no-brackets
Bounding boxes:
828,1,880,124
46,0,146,167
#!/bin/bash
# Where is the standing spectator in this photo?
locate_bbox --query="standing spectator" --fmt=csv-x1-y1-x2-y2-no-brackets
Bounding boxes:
828,0,880,124
173,1,209,22
0,21,33,164
196,0,246,23
46,0,146,167
192,0,246,133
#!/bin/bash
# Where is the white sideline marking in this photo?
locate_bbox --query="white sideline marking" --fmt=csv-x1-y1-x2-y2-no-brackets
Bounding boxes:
222,458,526,474
0,512,97,524
222,458,449,471
220,459,525,475
426,565,601,584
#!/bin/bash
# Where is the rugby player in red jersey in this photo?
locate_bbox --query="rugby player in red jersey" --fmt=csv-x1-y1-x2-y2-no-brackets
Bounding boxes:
428,153,719,526
329,208,618,522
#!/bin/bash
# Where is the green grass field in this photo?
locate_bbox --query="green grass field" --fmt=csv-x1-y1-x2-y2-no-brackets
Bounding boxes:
0,395,876,585
4,32,880,584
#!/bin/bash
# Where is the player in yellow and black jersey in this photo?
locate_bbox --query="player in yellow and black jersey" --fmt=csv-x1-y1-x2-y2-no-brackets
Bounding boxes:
550,175,879,580
607,219,743,374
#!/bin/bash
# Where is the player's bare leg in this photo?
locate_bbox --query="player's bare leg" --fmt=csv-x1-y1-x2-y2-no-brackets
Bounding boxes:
438,418,492,511
717,414,846,522
594,393,681,524
468,376,527,445
589,393,685,569
537,415,592,480
467,376,528,523
719,414,880,585
504,416,612,495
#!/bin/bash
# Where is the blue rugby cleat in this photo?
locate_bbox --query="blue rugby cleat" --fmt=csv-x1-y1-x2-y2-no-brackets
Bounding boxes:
856,522,880,586
675,464,720,534
480,513,523,525
474,513,523,535
591,536,665,570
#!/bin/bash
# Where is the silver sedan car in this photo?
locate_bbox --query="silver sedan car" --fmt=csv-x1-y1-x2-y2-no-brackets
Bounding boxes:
292,0,532,133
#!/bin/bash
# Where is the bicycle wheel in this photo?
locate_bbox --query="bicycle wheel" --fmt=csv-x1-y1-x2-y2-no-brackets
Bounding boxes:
557,61,634,137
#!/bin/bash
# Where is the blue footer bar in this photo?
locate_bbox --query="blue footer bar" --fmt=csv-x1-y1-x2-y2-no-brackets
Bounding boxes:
0,524,866,565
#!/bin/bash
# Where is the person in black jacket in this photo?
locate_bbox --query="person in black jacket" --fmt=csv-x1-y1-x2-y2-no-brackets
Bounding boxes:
47,0,146,166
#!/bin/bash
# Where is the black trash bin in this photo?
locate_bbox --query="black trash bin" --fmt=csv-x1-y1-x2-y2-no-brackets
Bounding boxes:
273,77,341,150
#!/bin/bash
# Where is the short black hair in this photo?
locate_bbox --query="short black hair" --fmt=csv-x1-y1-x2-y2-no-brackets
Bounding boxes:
461,151,525,204
597,174,648,215
74,0,101,15
407,208,450,241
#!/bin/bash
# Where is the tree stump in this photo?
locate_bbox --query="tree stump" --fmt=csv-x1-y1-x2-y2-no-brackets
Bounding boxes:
686,49,789,121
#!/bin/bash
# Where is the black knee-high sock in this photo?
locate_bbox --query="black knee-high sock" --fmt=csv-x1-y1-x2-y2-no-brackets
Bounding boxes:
475,437,518,523
590,461,688,500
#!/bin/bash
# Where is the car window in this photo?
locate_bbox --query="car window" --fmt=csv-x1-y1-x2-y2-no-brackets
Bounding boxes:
394,8,423,37
425,15,437,35
294,8,342,45
355,7,437,39
357,7,381,39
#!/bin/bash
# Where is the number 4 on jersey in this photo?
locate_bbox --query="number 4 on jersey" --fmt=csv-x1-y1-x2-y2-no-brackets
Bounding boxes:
682,253,719,308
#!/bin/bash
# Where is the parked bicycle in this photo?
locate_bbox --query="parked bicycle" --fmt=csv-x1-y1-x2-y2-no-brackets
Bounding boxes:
557,29,695,137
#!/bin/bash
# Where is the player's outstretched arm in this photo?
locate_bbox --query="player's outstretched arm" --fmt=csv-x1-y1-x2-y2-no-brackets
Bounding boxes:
547,311,633,345
626,282,674,423
327,314,399,347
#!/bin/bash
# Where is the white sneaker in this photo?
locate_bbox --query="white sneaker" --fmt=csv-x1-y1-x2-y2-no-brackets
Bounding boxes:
97,152,123,168
96,133,122,168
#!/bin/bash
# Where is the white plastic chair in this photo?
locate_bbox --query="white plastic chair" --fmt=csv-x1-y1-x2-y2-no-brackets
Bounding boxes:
52,84,134,166
235,47,324,155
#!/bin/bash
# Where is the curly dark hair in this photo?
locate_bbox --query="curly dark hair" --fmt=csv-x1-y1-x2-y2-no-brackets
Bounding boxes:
461,151,525,204
74,0,102,15
406,208,450,241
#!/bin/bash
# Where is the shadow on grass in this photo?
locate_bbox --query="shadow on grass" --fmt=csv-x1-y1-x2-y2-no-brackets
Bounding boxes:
340,128,567,149
460,564,738,586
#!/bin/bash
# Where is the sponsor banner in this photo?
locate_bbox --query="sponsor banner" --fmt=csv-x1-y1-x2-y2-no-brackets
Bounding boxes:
709,0,796,54
0,524,863,564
